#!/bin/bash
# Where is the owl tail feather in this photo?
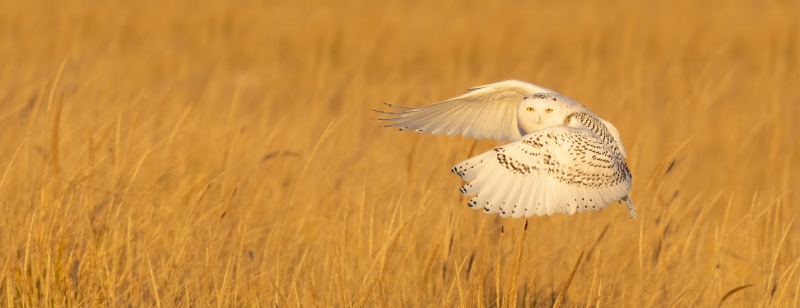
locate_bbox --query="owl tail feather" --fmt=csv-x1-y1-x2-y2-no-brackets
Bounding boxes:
621,195,637,219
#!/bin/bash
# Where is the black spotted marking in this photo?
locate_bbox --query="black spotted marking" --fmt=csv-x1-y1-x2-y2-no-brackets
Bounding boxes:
516,123,632,188
496,152,538,175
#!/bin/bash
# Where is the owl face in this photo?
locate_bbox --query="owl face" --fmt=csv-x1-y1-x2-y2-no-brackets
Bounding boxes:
516,94,571,135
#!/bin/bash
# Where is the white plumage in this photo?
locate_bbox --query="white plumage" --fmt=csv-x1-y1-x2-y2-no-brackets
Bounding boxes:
375,80,636,218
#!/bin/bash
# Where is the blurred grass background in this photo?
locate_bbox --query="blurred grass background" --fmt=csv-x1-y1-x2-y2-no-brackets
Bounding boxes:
0,0,798,306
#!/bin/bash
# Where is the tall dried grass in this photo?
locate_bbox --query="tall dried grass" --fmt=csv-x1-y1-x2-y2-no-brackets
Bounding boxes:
0,0,797,306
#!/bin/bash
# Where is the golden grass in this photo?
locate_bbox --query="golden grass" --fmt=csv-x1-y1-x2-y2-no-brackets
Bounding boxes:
0,0,798,306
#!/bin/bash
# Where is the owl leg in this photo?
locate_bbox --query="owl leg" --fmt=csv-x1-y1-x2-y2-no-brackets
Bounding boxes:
621,195,637,219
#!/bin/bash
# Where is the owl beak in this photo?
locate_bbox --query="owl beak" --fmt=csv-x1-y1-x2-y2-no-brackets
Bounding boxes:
536,115,542,123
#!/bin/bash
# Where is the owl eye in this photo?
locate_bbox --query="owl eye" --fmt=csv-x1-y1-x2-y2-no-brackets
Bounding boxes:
526,107,534,112
545,108,553,113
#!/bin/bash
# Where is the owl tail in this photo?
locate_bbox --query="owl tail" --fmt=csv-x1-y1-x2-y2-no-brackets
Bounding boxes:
621,195,637,219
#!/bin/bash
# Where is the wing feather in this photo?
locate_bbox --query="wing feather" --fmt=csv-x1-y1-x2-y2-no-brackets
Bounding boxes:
489,170,514,216
507,175,528,218
523,176,539,218
429,106,466,135
545,180,556,216
565,185,577,215
375,80,557,142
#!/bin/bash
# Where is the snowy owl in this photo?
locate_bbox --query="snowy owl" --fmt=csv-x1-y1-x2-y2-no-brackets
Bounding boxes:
375,80,636,219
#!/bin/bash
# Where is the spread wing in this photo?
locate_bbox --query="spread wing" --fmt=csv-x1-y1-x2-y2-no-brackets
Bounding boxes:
374,80,557,142
451,125,635,218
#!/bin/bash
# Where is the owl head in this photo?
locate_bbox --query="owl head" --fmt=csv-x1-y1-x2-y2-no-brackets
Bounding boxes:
516,93,584,135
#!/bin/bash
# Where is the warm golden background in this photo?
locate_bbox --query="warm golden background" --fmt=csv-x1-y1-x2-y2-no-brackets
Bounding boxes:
0,0,798,306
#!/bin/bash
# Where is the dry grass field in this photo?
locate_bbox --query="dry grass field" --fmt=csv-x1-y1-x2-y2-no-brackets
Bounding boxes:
0,0,798,306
